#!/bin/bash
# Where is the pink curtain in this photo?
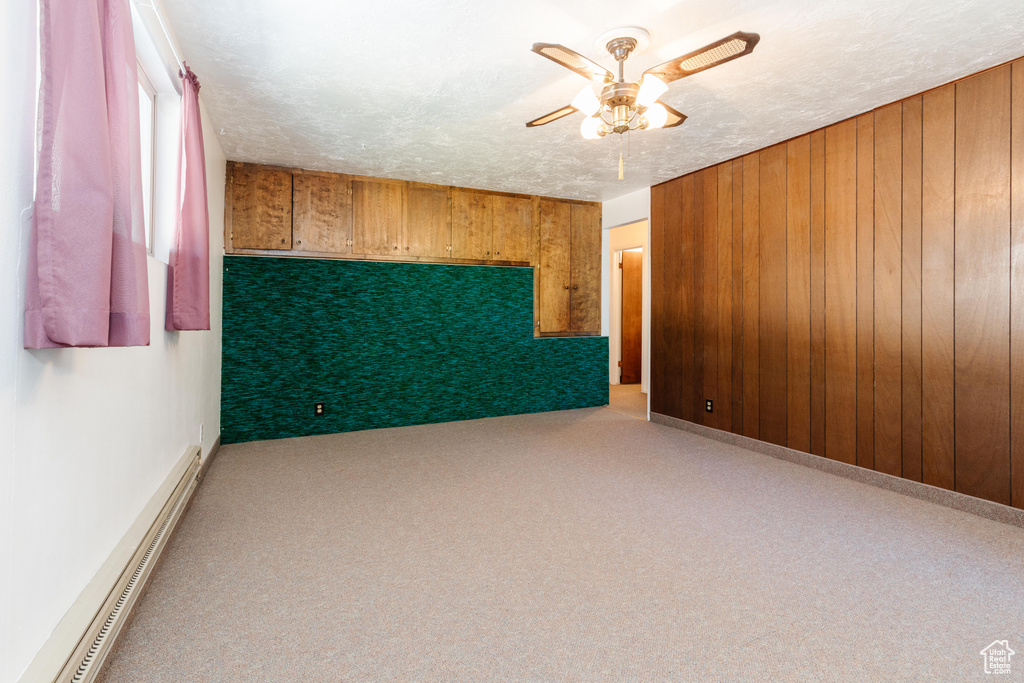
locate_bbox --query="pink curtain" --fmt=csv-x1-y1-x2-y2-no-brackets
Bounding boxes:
166,65,210,331
25,0,150,348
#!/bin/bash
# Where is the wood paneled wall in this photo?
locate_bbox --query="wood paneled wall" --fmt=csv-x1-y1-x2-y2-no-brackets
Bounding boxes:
651,58,1024,508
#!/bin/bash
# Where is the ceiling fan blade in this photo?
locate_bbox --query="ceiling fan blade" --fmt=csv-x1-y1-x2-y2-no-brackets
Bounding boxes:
660,101,687,128
643,31,760,84
526,104,578,128
532,43,614,83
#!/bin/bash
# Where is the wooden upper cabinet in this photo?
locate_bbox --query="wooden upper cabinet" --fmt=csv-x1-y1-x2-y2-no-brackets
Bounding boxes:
452,189,493,260
492,195,534,262
292,173,351,254
538,199,572,334
225,162,600,337
570,203,602,333
404,183,451,259
352,179,404,256
229,163,292,250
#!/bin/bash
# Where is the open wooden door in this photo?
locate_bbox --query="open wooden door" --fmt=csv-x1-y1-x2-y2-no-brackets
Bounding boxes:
620,249,642,384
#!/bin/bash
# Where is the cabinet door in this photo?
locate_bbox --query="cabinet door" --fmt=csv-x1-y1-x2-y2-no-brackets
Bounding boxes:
538,200,571,333
230,163,292,250
292,173,351,253
404,184,451,259
492,195,533,262
352,179,403,256
451,189,492,260
570,203,602,333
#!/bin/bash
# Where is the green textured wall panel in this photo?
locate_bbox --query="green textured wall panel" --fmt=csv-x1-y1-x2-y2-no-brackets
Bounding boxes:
221,255,608,443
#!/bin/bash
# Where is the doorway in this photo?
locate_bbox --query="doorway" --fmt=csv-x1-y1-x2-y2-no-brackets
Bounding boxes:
605,219,649,418
619,249,643,384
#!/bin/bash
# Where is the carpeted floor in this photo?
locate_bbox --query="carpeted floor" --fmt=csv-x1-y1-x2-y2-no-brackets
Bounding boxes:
99,407,1024,682
608,383,647,419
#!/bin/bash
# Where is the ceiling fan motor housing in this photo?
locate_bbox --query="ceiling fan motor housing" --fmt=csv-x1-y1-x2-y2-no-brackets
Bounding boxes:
601,82,641,133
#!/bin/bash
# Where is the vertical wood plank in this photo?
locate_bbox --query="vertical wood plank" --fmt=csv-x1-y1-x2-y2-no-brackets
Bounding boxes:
718,163,734,432
1012,62,1024,508
786,136,812,452
693,171,706,423
732,158,745,434
810,131,827,457
703,168,719,428
856,114,875,470
922,84,956,491
570,204,602,333
742,154,761,439
292,173,351,254
825,120,859,465
538,199,571,333
955,66,1013,505
902,96,924,481
661,179,685,419
650,184,668,416
874,103,903,477
760,144,788,446
678,176,696,422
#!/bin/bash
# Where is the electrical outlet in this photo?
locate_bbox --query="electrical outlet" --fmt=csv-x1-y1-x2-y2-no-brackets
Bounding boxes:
314,402,326,417
705,399,713,413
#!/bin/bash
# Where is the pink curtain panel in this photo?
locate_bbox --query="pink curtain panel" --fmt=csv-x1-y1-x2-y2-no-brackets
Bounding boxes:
166,64,210,331
25,0,150,348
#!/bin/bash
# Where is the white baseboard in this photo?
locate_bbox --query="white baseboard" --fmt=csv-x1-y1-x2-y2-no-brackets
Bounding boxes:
18,446,202,683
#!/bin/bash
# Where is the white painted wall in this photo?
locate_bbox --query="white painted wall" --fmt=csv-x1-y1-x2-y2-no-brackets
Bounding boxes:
601,188,651,396
0,2,225,680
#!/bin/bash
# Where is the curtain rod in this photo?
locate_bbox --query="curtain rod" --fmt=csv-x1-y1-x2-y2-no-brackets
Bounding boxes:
133,0,186,75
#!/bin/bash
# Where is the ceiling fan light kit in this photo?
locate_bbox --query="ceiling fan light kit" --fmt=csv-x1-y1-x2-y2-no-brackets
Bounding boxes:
527,26,760,143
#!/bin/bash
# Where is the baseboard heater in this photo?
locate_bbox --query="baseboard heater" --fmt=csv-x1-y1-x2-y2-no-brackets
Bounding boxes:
20,446,202,683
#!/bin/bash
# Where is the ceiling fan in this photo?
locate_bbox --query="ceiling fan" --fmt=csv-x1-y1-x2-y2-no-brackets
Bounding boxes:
526,27,760,139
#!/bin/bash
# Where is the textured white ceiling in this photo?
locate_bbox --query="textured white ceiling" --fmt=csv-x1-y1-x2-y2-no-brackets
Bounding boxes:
162,0,1024,202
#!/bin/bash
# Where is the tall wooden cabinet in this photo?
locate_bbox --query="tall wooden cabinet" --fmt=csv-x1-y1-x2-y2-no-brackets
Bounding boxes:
225,161,602,337
537,200,601,336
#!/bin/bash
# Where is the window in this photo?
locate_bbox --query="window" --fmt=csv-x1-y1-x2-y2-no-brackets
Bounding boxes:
137,63,157,253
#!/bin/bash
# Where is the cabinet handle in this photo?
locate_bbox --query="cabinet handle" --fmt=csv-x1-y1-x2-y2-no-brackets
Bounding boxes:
495,251,500,256
573,285,578,290
394,245,398,250
485,251,490,256
564,285,569,290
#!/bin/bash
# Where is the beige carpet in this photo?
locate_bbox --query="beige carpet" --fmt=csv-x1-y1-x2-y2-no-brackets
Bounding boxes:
99,407,1024,682
608,383,647,419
